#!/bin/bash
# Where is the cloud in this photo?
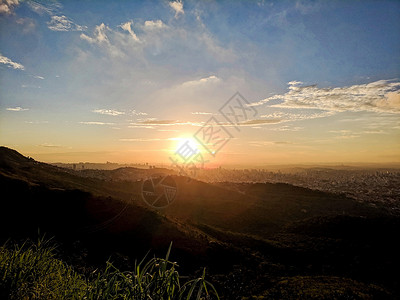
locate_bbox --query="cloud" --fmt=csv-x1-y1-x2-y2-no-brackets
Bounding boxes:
6,106,29,111
157,129,179,132
251,79,400,114
81,23,109,44
133,118,281,128
38,143,62,148
237,119,282,126
249,140,293,147
119,21,140,41
0,0,19,15
22,84,41,88
169,0,184,18
133,120,203,126
191,112,215,115
92,109,125,116
80,23,124,58
47,15,85,31
25,1,84,32
268,125,304,132
119,138,162,142
79,121,115,125
181,75,220,87
27,0,60,15
198,32,237,62
131,110,148,116
288,80,303,86
78,15,235,65
16,17,36,33
91,109,147,116
138,120,182,125
295,1,321,15
120,137,178,142
334,134,361,140
0,53,24,70
377,92,400,109
128,125,155,129
143,20,166,30
25,120,49,124
33,75,44,79
260,110,335,122
147,75,247,111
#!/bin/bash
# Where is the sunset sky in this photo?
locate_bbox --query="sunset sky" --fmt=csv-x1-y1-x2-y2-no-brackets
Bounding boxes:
1,0,399,166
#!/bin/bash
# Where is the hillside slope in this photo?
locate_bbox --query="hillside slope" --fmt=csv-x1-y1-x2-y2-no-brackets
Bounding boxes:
1,146,399,298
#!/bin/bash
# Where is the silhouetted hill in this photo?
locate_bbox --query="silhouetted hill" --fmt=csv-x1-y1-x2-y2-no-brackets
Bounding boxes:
0,146,32,168
164,179,381,239
0,146,238,272
1,146,399,299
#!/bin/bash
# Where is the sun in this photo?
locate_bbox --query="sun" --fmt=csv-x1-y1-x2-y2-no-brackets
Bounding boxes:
171,136,202,158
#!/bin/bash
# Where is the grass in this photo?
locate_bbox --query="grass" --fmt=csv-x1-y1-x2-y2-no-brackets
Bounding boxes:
0,237,219,300
247,276,391,299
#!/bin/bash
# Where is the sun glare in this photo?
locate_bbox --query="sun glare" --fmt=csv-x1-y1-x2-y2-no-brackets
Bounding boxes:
172,136,202,158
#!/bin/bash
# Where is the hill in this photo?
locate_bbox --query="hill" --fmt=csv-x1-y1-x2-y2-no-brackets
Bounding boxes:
0,147,233,271
0,146,399,299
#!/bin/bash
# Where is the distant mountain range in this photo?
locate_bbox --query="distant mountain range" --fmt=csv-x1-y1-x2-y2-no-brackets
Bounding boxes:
1,146,399,299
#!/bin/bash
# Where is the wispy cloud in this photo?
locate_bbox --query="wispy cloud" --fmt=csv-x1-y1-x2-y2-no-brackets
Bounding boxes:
119,138,162,142
139,120,177,125
268,125,304,132
249,140,293,147
137,120,188,125
169,0,184,18
157,129,180,132
132,118,282,128
38,143,62,148
22,84,41,88
287,80,303,86
181,75,220,87
119,137,178,142
237,119,282,126
143,20,166,30
0,53,24,70
47,15,85,31
25,1,85,32
80,16,235,64
92,108,147,116
129,119,204,127
128,125,154,129
80,23,124,58
251,79,400,114
16,17,36,33
25,120,49,124
92,109,125,116
79,121,115,125
119,21,140,42
6,106,29,111
334,134,361,140
80,23,109,44
27,0,61,16
260,110,336,122
131,110,148,116
191,112,215,115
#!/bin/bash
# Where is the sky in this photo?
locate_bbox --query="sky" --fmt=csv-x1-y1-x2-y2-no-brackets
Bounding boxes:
0,0,399,167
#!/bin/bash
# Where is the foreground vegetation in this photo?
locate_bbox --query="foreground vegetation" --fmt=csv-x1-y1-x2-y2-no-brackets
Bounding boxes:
0,237,218,300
